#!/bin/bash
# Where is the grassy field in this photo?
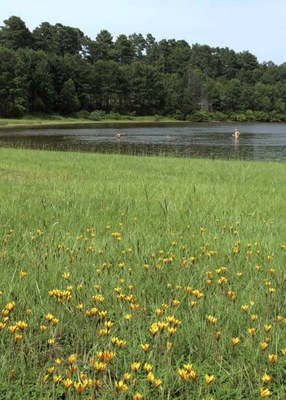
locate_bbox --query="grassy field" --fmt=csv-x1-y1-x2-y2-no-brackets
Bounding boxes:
0,148,285,399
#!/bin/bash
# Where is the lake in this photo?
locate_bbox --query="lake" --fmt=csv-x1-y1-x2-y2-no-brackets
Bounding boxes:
1,122,286,162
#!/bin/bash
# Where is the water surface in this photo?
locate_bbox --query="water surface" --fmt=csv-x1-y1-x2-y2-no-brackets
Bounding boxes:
1,122,286,161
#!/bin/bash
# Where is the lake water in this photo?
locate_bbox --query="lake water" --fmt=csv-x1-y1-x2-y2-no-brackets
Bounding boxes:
1,122,286,162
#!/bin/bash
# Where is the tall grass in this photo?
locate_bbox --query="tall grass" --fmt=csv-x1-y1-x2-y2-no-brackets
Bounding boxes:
0,148,285,399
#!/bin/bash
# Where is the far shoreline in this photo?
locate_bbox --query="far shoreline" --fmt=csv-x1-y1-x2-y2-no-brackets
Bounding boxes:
0,119,224,131
0,117,279,131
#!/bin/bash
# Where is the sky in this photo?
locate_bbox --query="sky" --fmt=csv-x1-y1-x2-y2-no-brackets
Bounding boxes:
0,0,285,65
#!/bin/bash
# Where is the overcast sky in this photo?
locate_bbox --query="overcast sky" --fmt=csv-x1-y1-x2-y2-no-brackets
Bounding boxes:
0,0,285,65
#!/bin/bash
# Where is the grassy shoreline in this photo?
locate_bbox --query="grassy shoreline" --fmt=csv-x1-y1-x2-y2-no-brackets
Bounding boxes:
0,148,285,399
0,117,195,130
1,115,285,131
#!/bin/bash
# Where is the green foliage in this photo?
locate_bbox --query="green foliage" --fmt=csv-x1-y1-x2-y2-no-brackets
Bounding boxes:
72,109,90,119
0,16,34,50
59,78,80,115
252,111,271,122
244,109,257,121
163,73,182,114
154,114,161,121
89,30,114,62
211,111,228,121
88,110,125,121
187,110,211,122
173,110,185,120
185,111,228,122
0,16,286,119
228,113,247,122
33,22,85,57
88,110,107,120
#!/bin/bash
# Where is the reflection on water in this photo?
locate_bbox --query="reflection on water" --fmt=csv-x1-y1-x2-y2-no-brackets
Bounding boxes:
1,122,286,162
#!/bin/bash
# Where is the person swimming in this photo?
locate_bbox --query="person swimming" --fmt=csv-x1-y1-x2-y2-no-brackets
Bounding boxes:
234,128,240,139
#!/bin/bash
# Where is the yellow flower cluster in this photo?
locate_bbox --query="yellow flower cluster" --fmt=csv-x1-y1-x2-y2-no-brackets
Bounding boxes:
1,219,285,398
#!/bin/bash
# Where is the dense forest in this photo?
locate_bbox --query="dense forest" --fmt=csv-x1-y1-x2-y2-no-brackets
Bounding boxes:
1,15,286,121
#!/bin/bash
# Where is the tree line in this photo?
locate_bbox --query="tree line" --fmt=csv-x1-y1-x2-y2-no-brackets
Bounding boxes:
1,15,286,121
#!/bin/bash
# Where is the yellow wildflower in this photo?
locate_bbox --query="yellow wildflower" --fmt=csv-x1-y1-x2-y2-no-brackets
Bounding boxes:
150,323,159,336
143,363,153,373
62,378,73,389
140,343,150,353
97,351,115,363
5,302,16,312
147,372,155,383
172,299,180,307
45,313,54,322
104,321,113,330
123,372,131,381
166,341,173,352
248,328,255,337
62,272,70,280
95,362,106,372
14,334,22,343
47,367,55,374
207,315,217,325
260,342,269,351
189,370,197,381
183,364,193,373
153,379,162,388
74,380,88,394
261,374,271,384
131,362,141,372
268,354,277,364
259,387,271,398
8,325,18,334
178,369,189,382
55,358,63,366
51,318,59,326
115,380,128,392
68,354,77,364
98,328,109,336
168,327,177,336
205,374,215,385
231,337,240,347
53,375,61,384
264,324,272,333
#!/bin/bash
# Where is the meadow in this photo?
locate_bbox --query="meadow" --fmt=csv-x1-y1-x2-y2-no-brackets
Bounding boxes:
0,147,285,399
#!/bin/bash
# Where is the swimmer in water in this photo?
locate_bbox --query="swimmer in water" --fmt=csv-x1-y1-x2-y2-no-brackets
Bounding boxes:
234,128,240,139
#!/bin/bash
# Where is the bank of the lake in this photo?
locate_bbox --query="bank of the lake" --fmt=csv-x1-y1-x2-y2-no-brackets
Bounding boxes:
0,148,285,399
0,116,190,131
1,111,286,131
